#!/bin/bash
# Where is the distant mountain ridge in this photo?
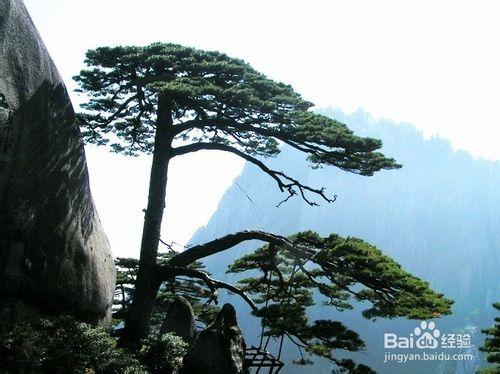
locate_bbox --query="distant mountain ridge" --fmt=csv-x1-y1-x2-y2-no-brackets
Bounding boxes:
190,108,500,373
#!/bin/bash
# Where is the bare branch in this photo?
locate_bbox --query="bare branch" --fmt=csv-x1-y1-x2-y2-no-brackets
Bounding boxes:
171,142,336,206
285,332,307,349
155,265,258,311
167,230,315,268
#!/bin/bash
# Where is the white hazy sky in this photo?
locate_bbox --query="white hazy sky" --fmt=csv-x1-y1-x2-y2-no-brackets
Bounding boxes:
24,0,500,258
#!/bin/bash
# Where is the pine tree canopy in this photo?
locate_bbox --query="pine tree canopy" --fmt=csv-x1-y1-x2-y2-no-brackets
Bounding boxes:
73,43,448,370
74,43,400,205
226,231,453,369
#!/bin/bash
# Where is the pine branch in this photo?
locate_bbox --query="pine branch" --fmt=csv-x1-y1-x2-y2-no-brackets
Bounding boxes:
167,230,315,268
154,265,258,312
171,142,336,206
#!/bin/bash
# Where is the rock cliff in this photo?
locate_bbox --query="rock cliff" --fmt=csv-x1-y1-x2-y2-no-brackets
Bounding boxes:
0,0,115,325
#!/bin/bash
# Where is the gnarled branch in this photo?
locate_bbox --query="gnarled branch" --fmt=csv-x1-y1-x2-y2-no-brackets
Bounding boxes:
166,230,314,268
166,230,423,309
155,265,258,312
171,142,336,207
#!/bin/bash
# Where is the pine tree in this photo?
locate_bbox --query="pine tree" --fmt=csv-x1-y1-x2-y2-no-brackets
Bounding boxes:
227,231,452,372
479,302,500,373
74,43,446,357
114,254,218,330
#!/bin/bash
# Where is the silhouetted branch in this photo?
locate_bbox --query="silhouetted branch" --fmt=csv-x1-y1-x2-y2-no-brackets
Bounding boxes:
167,230,402,307
167,230,315,268
155,265,258,312
171,142,336,206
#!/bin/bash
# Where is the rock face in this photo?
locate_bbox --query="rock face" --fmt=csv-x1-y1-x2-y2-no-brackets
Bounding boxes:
182,303,246,374
0,0,115,325
160,296,196,345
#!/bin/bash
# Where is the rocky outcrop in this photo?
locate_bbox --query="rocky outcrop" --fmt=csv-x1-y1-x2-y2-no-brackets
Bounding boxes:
160,296,196,345
181,303,245,374
0,0,115,326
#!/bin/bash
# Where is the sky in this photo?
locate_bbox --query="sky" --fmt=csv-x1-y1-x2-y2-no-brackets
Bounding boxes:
24,0,500,258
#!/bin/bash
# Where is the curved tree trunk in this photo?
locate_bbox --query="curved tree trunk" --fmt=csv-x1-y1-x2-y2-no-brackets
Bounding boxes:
120,95,173,348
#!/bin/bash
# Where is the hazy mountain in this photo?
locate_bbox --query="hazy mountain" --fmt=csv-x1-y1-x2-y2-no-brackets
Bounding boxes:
190,108,500,373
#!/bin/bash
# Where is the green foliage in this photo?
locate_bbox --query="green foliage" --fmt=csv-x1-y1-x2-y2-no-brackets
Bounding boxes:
114,253,219,329
75,41,403,354
0,315,144,374
139,333,188,374
227,231,453,372
114,257,139,319
479,302,500,373
73,42,417,372
74,42,399,178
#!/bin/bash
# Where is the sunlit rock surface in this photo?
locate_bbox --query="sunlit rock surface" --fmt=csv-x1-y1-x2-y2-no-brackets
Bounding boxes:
160,296,196,346
182,303,245,374
0,0,115,326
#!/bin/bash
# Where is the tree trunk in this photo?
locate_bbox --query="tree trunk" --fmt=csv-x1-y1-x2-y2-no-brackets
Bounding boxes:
120,94,174,348
120,284,126,311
